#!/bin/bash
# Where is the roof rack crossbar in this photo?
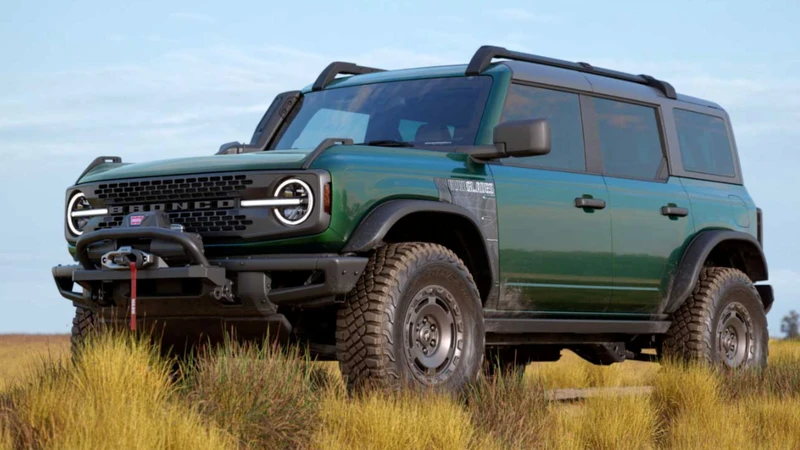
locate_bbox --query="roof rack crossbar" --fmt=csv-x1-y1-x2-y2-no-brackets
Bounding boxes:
466,45,677,99
312,62,385,91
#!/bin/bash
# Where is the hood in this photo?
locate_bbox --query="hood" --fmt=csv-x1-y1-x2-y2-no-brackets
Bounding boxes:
77,149,313,184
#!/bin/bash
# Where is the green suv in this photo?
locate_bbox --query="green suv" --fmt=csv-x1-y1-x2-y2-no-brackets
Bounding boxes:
53,45,772,391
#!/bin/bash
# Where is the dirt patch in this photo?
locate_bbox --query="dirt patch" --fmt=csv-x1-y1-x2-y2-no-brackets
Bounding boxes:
547,386,653,401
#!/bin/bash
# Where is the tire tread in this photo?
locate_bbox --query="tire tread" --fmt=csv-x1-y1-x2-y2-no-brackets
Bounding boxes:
335,242,481,390
663,267,767,366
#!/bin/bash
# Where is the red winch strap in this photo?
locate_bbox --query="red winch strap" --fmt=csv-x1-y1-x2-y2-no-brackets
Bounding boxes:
130,264,137,331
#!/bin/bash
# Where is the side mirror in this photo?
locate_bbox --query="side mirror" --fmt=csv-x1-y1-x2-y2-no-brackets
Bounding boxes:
217,141,244,155
493,118,551,158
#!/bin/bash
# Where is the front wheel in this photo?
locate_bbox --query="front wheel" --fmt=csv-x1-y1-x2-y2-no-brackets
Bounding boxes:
70,306,100,357
336,243,485,392
663,267,768,369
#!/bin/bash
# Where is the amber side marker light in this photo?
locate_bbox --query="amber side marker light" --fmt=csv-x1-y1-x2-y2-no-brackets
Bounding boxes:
324,183,332,214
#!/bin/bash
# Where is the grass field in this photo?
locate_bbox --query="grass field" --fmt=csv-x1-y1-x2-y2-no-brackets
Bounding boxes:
1,334,799,449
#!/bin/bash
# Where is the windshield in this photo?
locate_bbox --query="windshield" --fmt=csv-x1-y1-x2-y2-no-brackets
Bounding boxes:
272,76,493,150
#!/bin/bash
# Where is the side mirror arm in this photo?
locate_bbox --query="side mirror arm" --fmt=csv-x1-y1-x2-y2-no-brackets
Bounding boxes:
462,144,508,161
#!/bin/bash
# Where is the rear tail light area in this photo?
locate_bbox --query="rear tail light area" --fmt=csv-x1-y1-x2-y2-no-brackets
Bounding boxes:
756,208,763,246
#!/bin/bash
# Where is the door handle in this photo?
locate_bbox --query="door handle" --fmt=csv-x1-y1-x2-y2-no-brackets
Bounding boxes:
575,198,606,210
661,206,689,217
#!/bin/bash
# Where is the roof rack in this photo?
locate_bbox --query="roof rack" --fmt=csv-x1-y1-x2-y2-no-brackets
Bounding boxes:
312,62,385,91
466,45,677,100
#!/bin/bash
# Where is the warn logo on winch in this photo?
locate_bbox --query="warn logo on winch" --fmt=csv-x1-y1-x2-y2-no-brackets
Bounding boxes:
109,199,237,215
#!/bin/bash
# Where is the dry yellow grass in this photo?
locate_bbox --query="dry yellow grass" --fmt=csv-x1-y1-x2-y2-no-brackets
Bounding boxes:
768,338,800,362
313,390,498,450
0,335,69,391
1,333,234,450
545,394,661,450
527,349,661,389
650,344,800,450
1,335,799,449
0,423,12,450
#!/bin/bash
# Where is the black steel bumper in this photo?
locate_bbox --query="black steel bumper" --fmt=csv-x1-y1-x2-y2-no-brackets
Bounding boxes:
53,227,368,317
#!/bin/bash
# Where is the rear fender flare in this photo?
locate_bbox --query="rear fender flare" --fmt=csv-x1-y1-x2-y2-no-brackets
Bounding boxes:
662,230,768,314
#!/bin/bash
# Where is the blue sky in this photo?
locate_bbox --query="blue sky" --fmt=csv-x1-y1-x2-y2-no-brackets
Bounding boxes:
1,0,798,335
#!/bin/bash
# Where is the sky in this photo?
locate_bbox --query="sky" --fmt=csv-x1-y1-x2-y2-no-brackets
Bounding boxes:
0,0,798,336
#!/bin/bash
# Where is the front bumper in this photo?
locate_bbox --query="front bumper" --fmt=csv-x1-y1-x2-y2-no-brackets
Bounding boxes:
53,227,367,319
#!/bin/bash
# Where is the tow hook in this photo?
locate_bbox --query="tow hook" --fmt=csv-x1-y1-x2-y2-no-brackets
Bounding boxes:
212,282,236,304
101,246,154,270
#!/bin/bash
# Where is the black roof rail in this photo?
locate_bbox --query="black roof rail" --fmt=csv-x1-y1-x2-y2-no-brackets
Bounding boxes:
312,62,385,91
466,45,677,100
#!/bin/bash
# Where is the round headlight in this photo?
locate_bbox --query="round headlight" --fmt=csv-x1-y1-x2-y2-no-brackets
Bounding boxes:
66,192,91,235
273,178,313,225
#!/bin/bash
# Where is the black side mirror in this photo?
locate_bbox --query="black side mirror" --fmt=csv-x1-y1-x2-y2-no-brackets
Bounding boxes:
493,118,551,157
217,141,245,155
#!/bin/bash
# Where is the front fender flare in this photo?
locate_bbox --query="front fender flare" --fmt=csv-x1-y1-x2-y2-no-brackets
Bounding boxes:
342,199,486,253
341,199,499,305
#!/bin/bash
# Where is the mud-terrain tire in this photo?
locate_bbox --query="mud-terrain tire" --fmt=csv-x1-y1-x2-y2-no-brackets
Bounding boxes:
71,306,100,357
663,267,768,369
336,243,484,392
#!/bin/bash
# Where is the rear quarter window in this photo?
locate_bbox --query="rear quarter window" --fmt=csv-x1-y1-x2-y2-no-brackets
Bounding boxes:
674,109,736,178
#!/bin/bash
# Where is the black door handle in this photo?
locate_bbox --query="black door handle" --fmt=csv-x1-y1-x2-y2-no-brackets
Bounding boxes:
661,206,689,217
575,198,606,210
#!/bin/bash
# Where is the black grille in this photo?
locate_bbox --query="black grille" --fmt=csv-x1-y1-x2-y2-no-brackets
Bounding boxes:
94,212,254,233
90,173,257,237
71,170,330,245
165,211,251,233
95,175,253,205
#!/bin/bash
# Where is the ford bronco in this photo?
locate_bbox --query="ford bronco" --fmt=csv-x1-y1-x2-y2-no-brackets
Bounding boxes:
53,46,772,391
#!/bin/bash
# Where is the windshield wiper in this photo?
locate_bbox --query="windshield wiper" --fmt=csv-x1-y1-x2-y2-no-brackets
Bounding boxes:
362,140,415,148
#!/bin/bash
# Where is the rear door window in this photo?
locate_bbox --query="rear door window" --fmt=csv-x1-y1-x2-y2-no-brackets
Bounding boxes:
674,109,736,178
592,98,665,181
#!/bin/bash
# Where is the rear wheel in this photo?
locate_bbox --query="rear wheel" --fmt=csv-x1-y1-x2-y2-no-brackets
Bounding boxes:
663,267,768,369
336,243,484,392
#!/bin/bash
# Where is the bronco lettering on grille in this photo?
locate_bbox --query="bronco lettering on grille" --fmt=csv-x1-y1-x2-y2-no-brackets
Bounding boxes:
108,199,237,215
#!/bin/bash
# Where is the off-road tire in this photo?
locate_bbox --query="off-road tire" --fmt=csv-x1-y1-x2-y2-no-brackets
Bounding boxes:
336,243,484,391
71,306,99,357
663,267,768,369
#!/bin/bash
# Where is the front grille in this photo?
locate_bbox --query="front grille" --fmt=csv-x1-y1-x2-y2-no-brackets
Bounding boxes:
95,212,253,233
71,170,330,245
95,174,253,205
87,172,261,239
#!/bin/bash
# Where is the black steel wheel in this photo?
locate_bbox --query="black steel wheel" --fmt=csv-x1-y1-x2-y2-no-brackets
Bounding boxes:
403,285,463,385
716,302,755,368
